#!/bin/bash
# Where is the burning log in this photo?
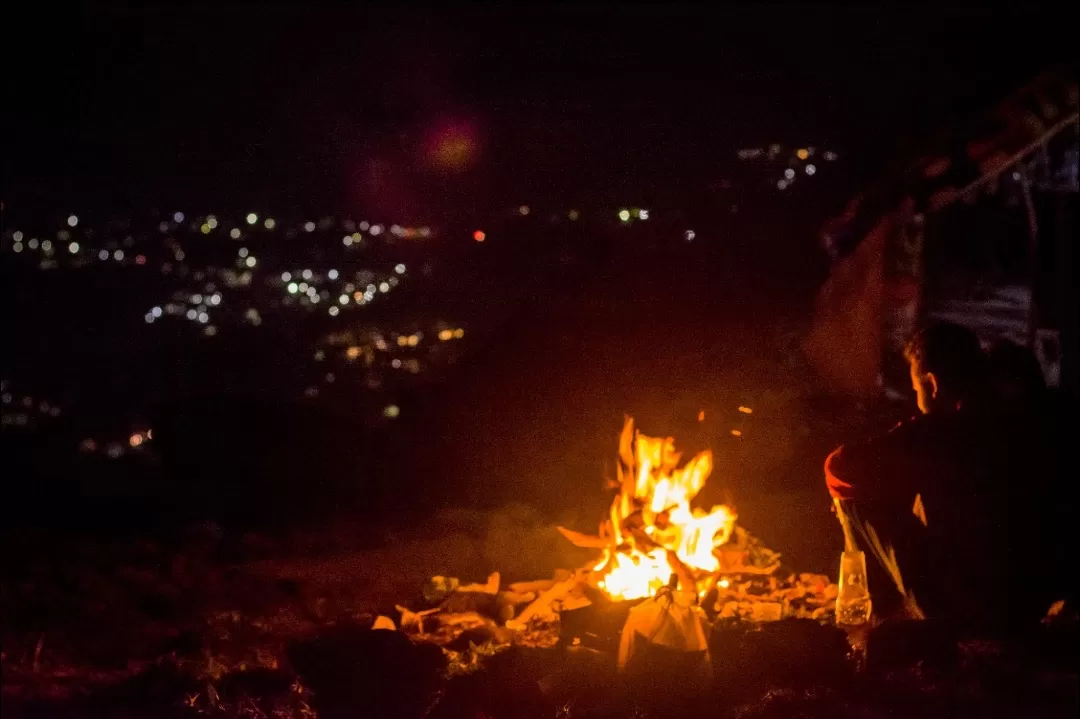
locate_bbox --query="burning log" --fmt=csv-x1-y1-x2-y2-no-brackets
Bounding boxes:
457,571,500,594
555,526,608,549
505,574,583,631
508,579,556,594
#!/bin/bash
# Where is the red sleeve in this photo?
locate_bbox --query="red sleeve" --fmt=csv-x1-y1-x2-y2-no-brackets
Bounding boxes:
825,445,856,500
824,419,918,503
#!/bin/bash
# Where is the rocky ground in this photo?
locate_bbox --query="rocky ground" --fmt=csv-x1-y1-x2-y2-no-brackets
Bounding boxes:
3,504,1076,719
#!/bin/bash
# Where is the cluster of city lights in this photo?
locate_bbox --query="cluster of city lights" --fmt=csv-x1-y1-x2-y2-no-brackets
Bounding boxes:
617,208,650,223
78,428,153,460
281,263,406,315
735,144,838,190
1,384,63,429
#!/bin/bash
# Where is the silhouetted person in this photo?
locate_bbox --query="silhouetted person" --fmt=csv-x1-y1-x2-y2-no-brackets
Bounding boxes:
825,322,1069,636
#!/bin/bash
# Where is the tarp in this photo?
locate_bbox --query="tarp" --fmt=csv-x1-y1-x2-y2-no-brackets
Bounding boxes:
803,218,887,397
807,70,1078,396
821,70,1078,261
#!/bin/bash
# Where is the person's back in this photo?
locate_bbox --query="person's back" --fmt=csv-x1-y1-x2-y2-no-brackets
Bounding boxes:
825,323,1068,633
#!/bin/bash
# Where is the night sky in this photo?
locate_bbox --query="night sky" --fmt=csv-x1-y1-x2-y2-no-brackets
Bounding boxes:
6,5,1073,221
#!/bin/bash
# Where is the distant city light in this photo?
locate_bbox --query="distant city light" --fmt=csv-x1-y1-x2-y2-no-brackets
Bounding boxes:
209,293,222,306
238,247,249,258
568,209,580,221
245,256,257,267
29,238,40,249
777,179,789,190
684,230,696,242
328,269,339,280
823,151,838,161
42,240,53,253
638,209,650,220
69,242,80,254
343,235,353,246
301,269,313,280
281,271,292,282
197,312,209,324
739,405,754,414
204,325,217,336
200,223,211,234
263,218,276,229
173,212,185,223
438,329,453,341
519,205,530,216
453,328,464,339
370,224,383,236
328,306,340,317
287,282,299,294
796,148,809,160
618,209,631,222
306,286,317,297
144,313,155,324
378,282,390,293
186,309,198,320
113,249,124,261
12,243,23,252
473,230,486,242
151,306,163,317
338,294,350,305
99,249,109,260
13,231,23,242
230,228,241,239
394,263,406,274
784,168,796,179
359,221,370,231
207,215,219,229
304,221,316,232
805,164,817,176
246,212,258,225
192,294,204,304
383,405,400,418
67,215,79,227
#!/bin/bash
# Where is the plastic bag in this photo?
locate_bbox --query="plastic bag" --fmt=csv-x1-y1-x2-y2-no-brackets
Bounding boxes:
618,587,710,671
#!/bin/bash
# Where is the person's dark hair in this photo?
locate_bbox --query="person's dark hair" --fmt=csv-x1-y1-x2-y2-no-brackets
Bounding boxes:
987,338,1046,400
903,322,987,398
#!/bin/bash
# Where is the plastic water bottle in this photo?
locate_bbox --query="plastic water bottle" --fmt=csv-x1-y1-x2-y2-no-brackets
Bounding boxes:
835,550,872,626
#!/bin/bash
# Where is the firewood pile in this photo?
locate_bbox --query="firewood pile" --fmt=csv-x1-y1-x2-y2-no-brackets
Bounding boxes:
373,539,837,676
372,419,839,674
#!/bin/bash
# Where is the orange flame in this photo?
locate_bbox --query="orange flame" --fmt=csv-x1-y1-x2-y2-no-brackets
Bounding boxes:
593,418,736,600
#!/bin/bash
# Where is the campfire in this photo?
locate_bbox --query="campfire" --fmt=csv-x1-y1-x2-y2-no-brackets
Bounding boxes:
565,417,737,601
386,417,838,676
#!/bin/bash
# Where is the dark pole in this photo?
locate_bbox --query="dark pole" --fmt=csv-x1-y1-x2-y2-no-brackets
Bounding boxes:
1058,191,1078,395
1019,170,1041,349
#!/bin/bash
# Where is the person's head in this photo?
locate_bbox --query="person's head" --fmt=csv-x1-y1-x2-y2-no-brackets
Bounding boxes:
903,323,987,414
987,338,1046,402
